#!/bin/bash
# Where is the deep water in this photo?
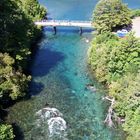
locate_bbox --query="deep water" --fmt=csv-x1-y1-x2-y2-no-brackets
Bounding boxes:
7,0,140,140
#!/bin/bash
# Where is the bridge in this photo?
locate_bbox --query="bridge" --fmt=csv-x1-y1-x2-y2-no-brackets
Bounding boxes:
35,20,94,34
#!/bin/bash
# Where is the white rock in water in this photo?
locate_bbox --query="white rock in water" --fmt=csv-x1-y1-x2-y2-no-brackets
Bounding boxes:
36,107,63,120
48,117,67,136
35,107,67,138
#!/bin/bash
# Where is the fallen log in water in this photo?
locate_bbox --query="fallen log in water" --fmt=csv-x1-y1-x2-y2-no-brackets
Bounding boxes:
102,96,115,127
103,96,125,127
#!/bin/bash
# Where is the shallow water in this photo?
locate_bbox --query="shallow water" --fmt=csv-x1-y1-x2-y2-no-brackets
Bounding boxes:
7,1,140,140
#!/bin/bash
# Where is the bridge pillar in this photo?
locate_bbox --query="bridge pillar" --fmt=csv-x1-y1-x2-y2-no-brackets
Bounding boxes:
53,26,57,35
79,27,83,35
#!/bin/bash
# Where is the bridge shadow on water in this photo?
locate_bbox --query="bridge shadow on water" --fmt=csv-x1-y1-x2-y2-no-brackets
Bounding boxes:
43,26,94,34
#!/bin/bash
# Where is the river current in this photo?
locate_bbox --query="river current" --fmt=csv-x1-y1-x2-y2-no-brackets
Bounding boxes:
7,0,140,140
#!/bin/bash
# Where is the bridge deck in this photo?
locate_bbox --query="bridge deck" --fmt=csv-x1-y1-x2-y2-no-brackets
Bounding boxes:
35,20,93,28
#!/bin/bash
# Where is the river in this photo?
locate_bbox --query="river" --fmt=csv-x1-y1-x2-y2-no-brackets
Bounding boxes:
7,0,140,140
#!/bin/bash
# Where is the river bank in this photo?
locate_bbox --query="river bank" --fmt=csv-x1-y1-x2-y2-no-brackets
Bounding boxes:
88,1,140,139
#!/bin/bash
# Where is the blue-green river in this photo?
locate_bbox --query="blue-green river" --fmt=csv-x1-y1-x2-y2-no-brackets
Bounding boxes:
7,0,140,140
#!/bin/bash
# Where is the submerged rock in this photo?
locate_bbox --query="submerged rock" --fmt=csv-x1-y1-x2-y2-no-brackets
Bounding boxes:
35,107,67,139
48,117,67,136
86,84,97,92
36,107,63,119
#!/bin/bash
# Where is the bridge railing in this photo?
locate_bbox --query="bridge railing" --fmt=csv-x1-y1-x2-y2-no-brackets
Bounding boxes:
35,20,92,23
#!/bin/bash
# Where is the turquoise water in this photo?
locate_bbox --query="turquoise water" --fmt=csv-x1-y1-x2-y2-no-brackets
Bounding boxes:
7,1,140,140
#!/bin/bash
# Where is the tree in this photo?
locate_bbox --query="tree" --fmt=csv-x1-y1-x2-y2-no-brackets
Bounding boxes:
88,32,140,138
0,0,46,101
0,0,46,68
93,0,132,33
88,32,140,83
110,73,140,140
0,0,46,139
131,9,140,18
88,32,119,83
15,0,47,21
0,124,15,140
0,53,31,100
89,1,140,139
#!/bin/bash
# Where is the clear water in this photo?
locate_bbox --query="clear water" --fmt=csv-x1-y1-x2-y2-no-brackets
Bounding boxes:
7,0,140,140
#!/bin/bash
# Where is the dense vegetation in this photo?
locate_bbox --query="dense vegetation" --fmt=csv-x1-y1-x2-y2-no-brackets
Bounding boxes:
131,9,140,18
89,0,140,139
93,0,132,33
88,32,140,83
0,0,46,139
0,124,14,140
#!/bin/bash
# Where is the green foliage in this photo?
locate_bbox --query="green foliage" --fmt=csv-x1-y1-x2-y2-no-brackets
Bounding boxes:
90,1,140,138
0,0,46,67
88,32,140,83
131,9,140,18
88,32,140,138
110,73,140,140
0,124,15,140
93,0,132,33
0,0,46,138
0,0,46,101
15,0,47,21
88,32,118,82
0,53,31,100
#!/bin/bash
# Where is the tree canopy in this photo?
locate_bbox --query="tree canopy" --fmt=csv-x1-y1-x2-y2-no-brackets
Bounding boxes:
0,124,15,140
93,0,132,33
0,53,31,100
88,32,140,139
0,0,46,102
0,0,46,139
89,2,140,136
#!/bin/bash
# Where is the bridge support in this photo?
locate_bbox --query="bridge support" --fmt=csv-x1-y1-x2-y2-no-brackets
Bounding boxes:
79,27,83,35
53,26,57,35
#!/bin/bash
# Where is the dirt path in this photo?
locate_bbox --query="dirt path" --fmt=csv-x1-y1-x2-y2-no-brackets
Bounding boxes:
132,17,140,37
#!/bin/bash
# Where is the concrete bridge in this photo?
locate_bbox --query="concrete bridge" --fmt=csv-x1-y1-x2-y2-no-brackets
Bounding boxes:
35,20,94,34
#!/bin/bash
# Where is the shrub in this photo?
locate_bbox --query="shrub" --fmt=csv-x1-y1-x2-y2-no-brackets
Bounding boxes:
110,73,140,140
131,9,140,18
0,124,15,140
88,32,140,83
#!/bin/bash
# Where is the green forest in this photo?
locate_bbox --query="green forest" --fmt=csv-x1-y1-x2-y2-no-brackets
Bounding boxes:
88,0,140,139
0,0,46,139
